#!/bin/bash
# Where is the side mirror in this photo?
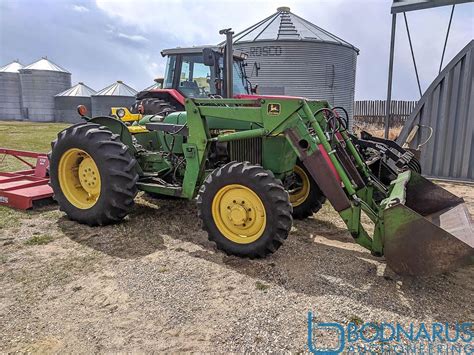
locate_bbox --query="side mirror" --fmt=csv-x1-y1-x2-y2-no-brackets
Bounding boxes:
203,48,216,66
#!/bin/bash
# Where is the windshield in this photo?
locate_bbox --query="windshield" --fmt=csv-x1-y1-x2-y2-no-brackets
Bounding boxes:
232,61,248,95
178,54,216,98
218,57,248,95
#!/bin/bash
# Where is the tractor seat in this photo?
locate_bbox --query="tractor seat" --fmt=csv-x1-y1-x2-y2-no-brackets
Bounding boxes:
179,80,200,97
145,122,188,136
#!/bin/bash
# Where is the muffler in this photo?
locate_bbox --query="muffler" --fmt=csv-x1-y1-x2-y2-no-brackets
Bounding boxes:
382,171,473,276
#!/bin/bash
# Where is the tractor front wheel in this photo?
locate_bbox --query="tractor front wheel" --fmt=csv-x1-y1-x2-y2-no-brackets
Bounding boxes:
197,162,293,258
49,123,138,226
288,161,326,219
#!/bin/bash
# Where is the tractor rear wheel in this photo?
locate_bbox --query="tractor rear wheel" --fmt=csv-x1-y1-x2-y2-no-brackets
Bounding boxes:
130,98,175,117
49,123,138,226
288,161,326,219
197,161,292,258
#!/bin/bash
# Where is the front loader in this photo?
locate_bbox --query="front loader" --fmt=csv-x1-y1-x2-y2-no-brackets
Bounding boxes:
49,95,473,276
49,29,472,276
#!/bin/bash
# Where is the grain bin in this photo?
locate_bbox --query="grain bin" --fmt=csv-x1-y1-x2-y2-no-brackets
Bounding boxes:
0,61,23,120
232,7,359,127
142,78,163,91
91,81,137,116
55,82,96,123
19,57,71,122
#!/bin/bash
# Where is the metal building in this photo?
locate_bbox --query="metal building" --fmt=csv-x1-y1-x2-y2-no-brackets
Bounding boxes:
19,57,71,122
232,6,359,126
0,61,23,120
55,82,96,123
397,40,474,182
91,81,137,116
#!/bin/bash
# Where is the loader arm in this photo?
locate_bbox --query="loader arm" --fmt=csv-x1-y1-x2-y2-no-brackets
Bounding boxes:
183,98,383,253
183,97,473,275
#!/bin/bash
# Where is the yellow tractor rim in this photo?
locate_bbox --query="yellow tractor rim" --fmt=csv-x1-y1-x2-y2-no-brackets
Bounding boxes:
212,184,266,244
289,165,310,207
58,148,101,209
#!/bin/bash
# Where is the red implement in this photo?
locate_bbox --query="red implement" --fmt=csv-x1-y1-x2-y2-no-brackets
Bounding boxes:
0,148,53,210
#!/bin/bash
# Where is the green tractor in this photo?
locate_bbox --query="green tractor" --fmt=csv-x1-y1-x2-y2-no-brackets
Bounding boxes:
49,30,473,276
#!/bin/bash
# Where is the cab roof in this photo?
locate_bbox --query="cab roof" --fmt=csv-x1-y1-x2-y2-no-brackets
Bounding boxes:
161,45,247,59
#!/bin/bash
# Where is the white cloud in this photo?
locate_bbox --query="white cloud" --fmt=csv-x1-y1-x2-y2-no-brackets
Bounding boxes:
106,24,149,44
72,4,89,12
117,33,148,43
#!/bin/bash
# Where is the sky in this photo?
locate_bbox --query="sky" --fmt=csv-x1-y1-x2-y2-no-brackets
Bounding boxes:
0,0,472,100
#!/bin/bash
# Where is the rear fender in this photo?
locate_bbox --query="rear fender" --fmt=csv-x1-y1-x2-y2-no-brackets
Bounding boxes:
88,117,144,175
89,116,135,152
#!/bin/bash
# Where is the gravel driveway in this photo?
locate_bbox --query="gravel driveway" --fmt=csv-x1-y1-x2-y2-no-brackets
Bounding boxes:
1,182,473,352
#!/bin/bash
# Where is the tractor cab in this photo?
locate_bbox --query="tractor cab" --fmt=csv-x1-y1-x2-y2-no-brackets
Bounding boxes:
131,46,250,115
161,46,249,98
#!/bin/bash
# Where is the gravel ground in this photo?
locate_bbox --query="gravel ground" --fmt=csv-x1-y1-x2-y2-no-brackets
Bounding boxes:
0,182,473,352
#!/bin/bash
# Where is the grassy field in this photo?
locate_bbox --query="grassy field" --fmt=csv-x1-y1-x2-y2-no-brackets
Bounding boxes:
0,120,70,171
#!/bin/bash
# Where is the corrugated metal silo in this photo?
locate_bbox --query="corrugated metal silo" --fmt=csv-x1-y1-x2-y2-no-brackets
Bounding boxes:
91,81,137,116
55,82,96,123
19,57,71,122
232,7,359,127
142,78,163,91
0,61,23,120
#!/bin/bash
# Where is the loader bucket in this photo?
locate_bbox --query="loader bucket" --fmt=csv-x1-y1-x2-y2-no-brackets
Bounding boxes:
382,171,473,276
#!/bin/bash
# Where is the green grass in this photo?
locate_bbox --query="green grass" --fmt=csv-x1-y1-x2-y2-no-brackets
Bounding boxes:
0,121,70,171
0,205,23,229
24,235,54,246
255,281,270,291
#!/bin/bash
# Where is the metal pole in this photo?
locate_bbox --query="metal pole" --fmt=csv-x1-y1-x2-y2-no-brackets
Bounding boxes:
385,13,397,139
439,5,455,73
403,12,423,98
219,28,234,98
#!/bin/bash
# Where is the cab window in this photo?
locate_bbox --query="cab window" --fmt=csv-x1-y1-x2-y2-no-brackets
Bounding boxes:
163,55,176,89
179,55,214,98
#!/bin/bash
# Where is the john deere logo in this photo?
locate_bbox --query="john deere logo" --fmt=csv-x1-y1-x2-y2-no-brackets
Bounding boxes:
267,103,281,116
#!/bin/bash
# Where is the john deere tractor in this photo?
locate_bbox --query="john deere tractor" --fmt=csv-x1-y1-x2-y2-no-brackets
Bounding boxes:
49,30,473,276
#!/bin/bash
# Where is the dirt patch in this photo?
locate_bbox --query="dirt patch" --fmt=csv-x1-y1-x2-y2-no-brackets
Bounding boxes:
1,183,473,352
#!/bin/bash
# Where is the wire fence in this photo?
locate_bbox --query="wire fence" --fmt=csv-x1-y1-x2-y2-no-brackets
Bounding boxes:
354,100,417,127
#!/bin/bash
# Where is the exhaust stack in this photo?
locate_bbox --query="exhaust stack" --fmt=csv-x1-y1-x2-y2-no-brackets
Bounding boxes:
220,28,234,98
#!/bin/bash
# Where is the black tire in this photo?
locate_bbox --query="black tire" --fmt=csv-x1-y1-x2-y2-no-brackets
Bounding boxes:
289,161,326,220
407,155,421,174
197,161,292,258
49,122,139,226
130,98,175,117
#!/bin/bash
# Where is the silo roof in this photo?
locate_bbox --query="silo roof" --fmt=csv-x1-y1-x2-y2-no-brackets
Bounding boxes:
55,82,96,97
0,61,23,73
232,6,358,51
143,82,160,91
94,80,137,96
22,57,70,73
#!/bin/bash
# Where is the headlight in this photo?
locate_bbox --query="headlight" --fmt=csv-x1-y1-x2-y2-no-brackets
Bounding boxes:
77,105,88,116
116,108,125,119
